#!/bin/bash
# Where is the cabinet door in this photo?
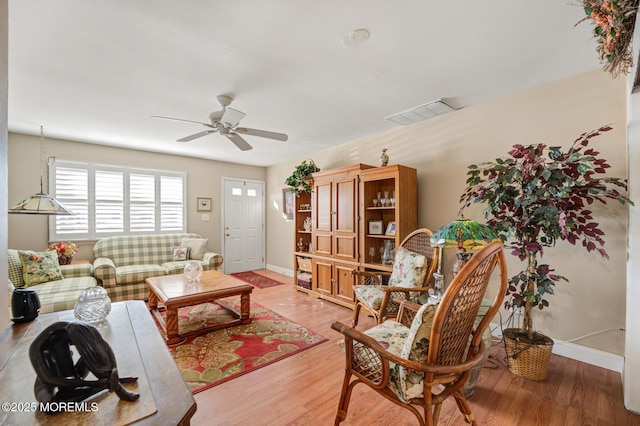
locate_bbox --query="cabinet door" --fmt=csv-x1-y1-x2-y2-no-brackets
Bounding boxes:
312,258,333,297
313,179,333,257
334,262,356,304
334,176,358,262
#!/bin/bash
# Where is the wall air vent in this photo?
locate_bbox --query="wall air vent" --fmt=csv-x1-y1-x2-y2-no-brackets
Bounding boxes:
384,99,457,126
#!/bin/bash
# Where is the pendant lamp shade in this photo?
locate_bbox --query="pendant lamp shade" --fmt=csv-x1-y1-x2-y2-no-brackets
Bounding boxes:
8,126,74,215
9,192,73,215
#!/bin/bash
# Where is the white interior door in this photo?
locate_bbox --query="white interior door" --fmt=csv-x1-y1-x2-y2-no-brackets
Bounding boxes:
222,178,265,274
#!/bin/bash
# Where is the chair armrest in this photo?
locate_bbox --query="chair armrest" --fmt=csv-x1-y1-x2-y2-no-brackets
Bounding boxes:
396,300,422,327
93,257,117,288
351,270,389,286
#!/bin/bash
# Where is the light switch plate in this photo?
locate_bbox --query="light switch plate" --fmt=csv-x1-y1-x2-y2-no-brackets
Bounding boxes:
201,214,209,221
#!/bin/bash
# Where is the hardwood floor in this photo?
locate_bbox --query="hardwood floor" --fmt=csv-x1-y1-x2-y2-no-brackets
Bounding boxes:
192,270,640,425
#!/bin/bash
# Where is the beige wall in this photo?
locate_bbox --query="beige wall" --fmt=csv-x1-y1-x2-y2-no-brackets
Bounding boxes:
7,134,266,259
267,69,629,354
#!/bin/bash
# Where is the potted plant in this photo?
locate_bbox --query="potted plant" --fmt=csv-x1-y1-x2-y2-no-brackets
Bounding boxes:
460,125,633,380
285,159,319,196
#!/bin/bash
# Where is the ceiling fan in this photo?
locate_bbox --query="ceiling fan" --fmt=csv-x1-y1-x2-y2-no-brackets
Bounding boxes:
151,95,288,151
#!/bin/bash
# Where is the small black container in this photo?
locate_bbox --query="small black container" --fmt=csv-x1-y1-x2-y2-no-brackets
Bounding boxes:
11,288,41,323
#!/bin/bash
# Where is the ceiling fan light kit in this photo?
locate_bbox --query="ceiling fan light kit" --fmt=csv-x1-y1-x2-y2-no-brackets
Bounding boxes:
152,95,288,151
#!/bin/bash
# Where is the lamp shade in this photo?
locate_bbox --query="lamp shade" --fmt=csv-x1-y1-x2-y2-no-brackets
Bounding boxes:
430,218,499,251
8,192,73,215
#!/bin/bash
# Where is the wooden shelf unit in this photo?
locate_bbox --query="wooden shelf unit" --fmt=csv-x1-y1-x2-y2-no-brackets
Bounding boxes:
293,191,313,293
359,164,417,273
291,163,417,308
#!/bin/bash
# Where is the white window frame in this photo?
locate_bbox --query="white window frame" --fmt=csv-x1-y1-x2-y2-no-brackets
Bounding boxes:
49,159,187,241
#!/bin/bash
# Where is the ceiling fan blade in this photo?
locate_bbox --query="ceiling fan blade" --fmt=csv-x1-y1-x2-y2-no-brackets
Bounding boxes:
226,133,253,151
220,108,246,127
177,130,216,142
151,115,214,128
234,127,288,141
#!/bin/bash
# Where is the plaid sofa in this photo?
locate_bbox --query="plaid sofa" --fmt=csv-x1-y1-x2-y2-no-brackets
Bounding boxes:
8,249,97,314
92,233,223,302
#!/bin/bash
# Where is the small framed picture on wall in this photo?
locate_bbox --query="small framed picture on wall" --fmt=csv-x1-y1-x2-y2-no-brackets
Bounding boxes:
197,197,212,212
283,188,294,220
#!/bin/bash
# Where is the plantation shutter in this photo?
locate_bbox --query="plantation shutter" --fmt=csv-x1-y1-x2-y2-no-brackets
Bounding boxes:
49,160,186,240
161,175,184,231
95,170,124,234
52,166,89,237
130,173,156,232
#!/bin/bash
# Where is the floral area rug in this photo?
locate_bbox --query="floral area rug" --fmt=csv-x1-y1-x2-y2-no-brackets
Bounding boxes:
230,271,286,289
158,298,327,394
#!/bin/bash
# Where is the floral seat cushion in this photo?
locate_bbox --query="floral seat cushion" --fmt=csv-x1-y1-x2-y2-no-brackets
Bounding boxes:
388,246,429,301
338,320,409,356
338,302,437,403
352,285,385,309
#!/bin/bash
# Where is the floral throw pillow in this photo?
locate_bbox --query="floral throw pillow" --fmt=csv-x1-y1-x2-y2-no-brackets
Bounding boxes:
387,246,428,290
396,301,438,401
180,238,208,260
172,246,190,261
18,250,64,286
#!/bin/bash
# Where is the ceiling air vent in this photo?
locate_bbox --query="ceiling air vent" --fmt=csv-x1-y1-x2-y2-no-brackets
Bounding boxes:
385,99,457,126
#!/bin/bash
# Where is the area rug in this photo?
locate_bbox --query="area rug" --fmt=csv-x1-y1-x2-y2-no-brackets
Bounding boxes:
158,298,327,394
230,271,286,289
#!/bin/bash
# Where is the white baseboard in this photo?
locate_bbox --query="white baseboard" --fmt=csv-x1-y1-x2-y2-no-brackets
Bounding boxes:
266,264,293,277
490,322,624,373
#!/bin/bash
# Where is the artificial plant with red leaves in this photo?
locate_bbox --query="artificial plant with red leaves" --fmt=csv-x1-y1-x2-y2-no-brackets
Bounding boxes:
460,125,633,340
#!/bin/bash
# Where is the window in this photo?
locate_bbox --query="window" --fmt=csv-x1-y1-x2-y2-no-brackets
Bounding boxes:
49,160,186,240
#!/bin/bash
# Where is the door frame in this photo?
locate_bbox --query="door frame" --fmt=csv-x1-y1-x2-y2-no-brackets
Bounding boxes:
220,177,266,273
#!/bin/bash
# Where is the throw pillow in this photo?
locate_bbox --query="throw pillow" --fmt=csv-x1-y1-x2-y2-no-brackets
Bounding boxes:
172,246,190,261
180,238,208,260
397,301,438,401
18,250,64,286
387,246,429,290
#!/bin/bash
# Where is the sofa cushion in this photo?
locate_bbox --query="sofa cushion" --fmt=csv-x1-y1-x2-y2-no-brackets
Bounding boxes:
181,238,208,260
18,250,64,286
93,233,204,267
115,264,166,285
161,260,207,275
32,277,97,315
8,249,25,287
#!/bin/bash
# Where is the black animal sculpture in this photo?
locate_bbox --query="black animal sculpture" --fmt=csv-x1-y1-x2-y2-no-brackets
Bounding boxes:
29,321,139,413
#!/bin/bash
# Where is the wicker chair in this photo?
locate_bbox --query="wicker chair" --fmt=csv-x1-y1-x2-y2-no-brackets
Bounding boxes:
332,241,507,426
351,228,438,327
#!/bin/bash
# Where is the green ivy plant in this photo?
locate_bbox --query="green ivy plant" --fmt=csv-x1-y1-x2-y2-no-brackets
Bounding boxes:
285,159,319,196
460,125,633,340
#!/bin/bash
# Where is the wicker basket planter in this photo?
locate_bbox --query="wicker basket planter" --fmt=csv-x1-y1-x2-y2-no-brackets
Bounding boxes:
503,328,554,381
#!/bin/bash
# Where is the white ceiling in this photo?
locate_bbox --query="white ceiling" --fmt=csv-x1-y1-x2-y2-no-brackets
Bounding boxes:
8,1,602,167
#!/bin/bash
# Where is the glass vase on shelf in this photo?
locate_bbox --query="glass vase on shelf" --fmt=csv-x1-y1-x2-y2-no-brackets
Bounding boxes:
382,240,395,265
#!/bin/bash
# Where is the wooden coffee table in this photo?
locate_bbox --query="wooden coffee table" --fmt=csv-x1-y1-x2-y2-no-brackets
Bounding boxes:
0,301,196,425
146,270,253,344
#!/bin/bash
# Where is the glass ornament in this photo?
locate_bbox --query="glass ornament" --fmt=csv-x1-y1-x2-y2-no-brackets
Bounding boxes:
74,286,112,323
184,261,203,282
